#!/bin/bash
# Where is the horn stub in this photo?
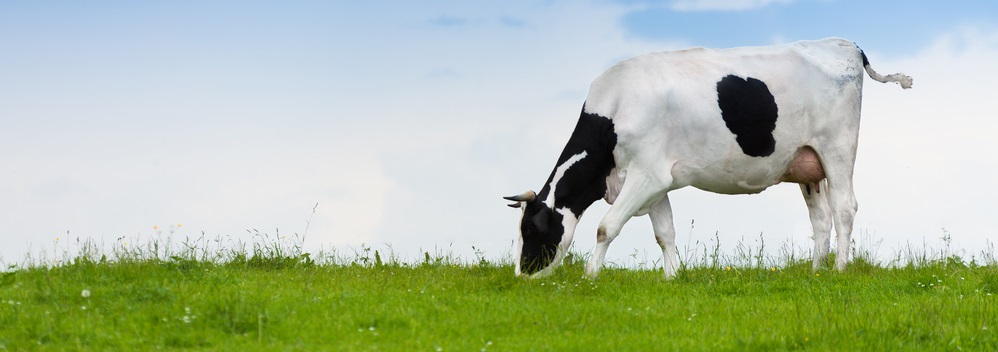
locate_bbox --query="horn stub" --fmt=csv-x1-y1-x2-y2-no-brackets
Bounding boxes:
503,190,536,203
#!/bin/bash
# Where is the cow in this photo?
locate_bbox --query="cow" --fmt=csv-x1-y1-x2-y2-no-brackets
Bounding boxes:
504,38,912,279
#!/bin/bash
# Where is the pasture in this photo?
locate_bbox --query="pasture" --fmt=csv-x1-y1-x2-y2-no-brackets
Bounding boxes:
1,238,997,351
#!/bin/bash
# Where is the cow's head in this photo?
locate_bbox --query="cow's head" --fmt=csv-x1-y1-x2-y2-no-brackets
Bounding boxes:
504,190,574,277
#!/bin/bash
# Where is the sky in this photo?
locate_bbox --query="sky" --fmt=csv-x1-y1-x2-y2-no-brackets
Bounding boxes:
2,0,997,266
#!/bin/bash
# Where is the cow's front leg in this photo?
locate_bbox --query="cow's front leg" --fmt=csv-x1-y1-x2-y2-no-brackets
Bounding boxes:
649,194,679,279
585,171,665,278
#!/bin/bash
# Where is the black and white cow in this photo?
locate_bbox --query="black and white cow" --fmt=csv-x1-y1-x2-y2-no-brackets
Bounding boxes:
505,38,912,278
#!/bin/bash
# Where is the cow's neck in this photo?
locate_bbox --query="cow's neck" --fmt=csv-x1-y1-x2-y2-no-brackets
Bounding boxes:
536,107,618,221
538,152,591,219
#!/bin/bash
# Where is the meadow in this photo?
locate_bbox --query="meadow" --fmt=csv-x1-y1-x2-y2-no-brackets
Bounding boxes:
1,233,997,351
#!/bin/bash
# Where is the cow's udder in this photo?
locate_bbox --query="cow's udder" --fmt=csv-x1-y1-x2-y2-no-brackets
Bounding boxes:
780,146,826,184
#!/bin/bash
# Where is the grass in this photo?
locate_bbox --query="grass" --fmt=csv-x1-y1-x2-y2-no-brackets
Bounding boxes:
1,233,997,351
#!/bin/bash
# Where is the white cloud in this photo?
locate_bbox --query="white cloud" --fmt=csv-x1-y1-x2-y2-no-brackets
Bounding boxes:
852,25,998,256
670,0,795,12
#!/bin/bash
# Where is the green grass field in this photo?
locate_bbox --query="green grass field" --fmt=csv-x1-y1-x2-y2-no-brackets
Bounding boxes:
2,237,997,351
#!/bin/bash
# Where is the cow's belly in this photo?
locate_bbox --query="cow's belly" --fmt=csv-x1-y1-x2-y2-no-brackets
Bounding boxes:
672,146,825,195
682,166,782,194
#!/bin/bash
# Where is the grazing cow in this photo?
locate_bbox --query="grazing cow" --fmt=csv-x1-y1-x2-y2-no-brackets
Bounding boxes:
504,38,912,278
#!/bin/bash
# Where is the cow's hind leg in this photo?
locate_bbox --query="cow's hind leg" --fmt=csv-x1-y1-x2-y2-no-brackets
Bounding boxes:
649,194,679,278
820,96,862,271
800,182,832,270
826,175,857,271
585,170,666,278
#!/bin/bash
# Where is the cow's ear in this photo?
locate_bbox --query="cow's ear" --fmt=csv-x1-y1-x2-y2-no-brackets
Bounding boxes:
531,208,550,233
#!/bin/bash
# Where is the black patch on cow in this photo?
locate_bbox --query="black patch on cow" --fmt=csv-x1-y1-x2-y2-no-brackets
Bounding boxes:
716,75,779,157
541,107,618,216
518,104,618,275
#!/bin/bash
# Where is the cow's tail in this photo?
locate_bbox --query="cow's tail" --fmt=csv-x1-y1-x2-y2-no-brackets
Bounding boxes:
860,49,913,89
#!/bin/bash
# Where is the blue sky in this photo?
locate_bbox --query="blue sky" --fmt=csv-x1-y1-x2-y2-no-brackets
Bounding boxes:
617,0,998,56
2,1,997,266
